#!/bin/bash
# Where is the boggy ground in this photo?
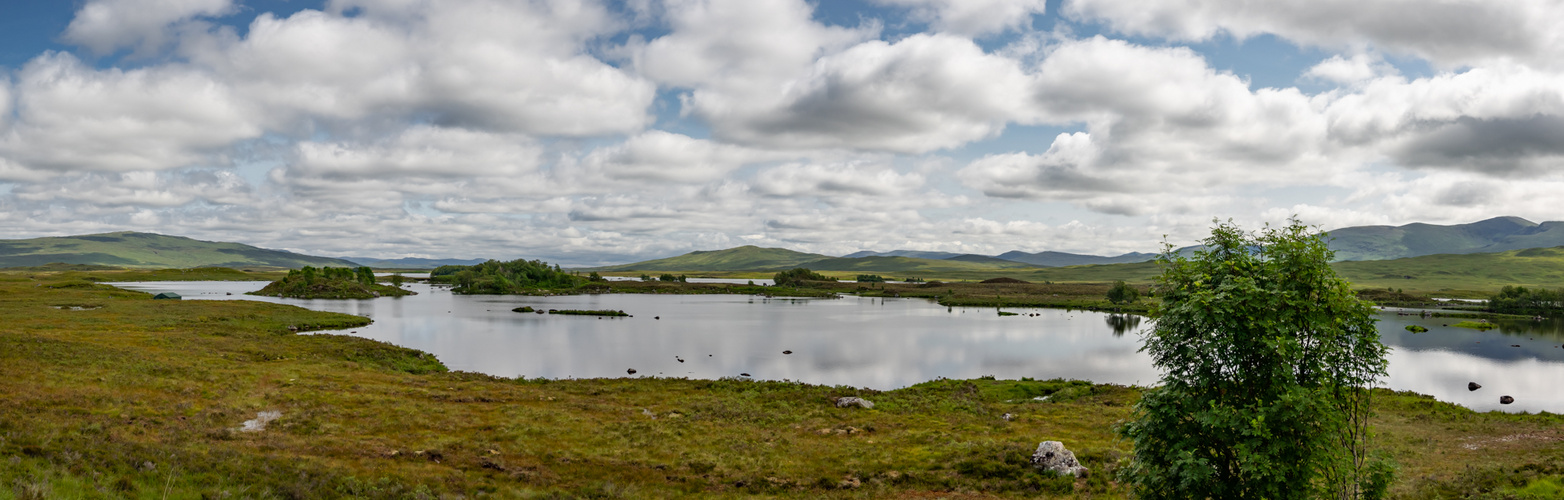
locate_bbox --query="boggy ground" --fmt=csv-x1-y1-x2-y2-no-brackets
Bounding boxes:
2,272,1562,499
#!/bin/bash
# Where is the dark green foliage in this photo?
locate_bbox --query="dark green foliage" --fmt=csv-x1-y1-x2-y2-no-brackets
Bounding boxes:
440,259,583,294
547,309,630,317
249,266,414,299
1488,285,1563,316
773,268,837,287
1119,220,1392,499
1405,325,1429,333
1105,280,1139,304
855,274,886,282
657,273,687,282
587,271,605,282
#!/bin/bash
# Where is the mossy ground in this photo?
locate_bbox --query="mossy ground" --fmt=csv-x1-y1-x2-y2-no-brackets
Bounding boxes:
2,271,1561,498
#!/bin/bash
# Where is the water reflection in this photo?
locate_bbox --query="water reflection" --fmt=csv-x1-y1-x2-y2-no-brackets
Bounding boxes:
106,281,1564,413
1105,314,1143,337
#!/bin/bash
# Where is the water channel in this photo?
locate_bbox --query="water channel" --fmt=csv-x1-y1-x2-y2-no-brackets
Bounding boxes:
110,281,1564,414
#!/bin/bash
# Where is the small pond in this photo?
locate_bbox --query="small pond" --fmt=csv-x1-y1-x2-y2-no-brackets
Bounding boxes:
109,282,1564,413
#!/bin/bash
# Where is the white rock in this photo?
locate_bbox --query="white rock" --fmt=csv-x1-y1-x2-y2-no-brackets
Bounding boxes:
1031,440,1089,478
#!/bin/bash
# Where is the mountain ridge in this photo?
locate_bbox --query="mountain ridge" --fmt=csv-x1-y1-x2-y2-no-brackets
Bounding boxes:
0,232,358,269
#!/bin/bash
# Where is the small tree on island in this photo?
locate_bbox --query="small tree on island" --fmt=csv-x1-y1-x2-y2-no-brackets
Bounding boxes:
773,268,836,287
1105,280,1139,304
1117,219,1392,499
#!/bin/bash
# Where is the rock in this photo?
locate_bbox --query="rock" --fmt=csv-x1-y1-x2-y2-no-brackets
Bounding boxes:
783,350,792,355
1031,441,1089,478
835,397,875,409
1501,395,1515,404
740,373,751,377
1001,413,1014,421
626,368,637,375
1468,382,1482,391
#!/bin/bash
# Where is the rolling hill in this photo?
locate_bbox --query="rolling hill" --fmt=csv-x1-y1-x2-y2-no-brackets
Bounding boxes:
589,245,831,272
343,257,487,269
1326,216,1564,261
0,232,358,269
997,250,1158,267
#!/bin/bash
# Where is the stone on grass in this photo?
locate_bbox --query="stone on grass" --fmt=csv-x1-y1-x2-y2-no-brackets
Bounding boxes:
835,397,874,409
1031,440,1089,478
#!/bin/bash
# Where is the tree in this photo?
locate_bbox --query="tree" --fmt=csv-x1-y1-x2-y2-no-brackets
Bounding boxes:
773,268,836,287
389,273,405,288
1118,219,1392,499
1106,280,1139,304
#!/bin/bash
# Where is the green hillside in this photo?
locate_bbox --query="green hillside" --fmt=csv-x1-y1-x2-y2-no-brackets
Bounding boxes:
797,255,1040,274
0,232,358,269
1327,216,1564,261
589,245,831,271
1331,246,1564,293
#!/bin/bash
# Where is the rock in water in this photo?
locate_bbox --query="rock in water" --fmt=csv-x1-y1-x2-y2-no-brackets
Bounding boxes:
626,368,637,375
1501,395,1515,404
834,397,874,409
1031,441,1089,478
1468,382,1482,391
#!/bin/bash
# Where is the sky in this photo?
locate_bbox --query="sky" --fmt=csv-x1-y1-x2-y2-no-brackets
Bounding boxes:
1,0,1563,266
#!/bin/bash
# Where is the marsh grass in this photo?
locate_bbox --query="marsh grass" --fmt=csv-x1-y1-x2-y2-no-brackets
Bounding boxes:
2,271,1562,498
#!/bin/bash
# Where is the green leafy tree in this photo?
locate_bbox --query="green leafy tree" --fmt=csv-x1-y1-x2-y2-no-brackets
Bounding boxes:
389,273,405,288
1488,285,1562,316
1118,219,1392,500
1106,280,1140,304
773,268,836,287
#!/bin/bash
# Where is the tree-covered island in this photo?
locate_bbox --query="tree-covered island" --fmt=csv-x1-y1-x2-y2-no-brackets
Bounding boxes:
249,266,416,299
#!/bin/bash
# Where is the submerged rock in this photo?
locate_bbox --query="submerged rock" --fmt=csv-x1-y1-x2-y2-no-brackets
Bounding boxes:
1501,395,1515,404
1031,441,1089,478
835,397,874,409
1469,382,1482,391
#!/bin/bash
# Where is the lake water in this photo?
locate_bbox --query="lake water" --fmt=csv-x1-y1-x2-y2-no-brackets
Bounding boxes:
110,281,1564,413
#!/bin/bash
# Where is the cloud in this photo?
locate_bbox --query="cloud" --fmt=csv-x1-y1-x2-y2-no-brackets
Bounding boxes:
1322,64,1564,173
1303,53,1397,85
873,0,1048,37
752,161,925,198
579,131,784,183
634,0,873,88
1062,0,1564,68
12,169,254,207
2,52,260,172
63,0,235,56
182,1,656,136
290,126,543,179
697,33,1041,152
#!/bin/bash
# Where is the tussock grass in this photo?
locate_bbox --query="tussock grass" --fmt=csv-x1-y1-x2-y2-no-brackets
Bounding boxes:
2,271,1562,497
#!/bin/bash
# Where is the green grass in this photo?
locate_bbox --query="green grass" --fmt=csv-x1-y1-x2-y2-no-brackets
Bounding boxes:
5,271,1564,498
1332,247,1564,294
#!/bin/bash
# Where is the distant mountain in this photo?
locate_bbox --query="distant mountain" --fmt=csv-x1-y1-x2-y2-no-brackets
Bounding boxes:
1326,217,1564,261
997,250,1158,267
943,254,1032,265
343,257,487,269
0,232,358,269
842,250,962,260
588,245,831,272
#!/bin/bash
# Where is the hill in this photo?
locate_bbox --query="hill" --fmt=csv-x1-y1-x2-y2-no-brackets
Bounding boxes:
343,257,487,269
997,250,1157,267
589,245,831,272
796,255,1040,275
841,249,962,260
1331,246,1564,293
0,232,358,269
1327,216,1564,261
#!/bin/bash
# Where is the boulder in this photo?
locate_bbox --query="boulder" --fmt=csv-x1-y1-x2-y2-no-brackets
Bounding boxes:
1031,441,1089,478
1501,395,1515,404
1468,382,1482,391
835,397,874,409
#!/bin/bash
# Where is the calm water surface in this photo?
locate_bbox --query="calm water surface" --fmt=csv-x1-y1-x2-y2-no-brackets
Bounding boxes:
111,282,1564,413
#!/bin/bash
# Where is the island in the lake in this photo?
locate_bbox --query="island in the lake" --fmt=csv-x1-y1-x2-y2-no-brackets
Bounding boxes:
249,266,416,299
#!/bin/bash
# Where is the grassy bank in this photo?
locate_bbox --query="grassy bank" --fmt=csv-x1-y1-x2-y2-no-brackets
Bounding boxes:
3,272,1563,497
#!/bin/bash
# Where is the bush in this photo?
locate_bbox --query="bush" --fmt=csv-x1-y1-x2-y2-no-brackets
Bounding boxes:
1105,280,1139,304
1118,219,1392,499
773,268,836,287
